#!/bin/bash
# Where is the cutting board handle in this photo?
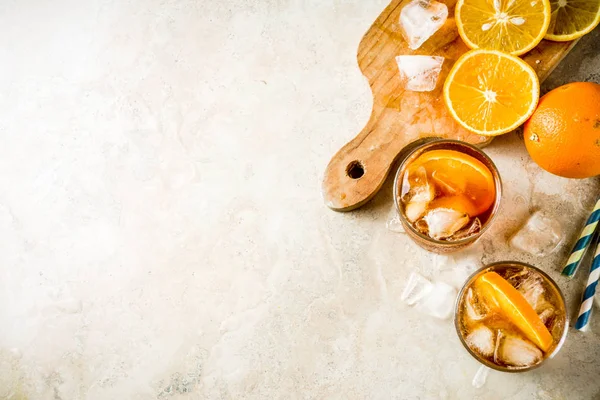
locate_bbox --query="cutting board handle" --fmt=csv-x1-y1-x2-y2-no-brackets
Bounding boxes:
322,111,410,211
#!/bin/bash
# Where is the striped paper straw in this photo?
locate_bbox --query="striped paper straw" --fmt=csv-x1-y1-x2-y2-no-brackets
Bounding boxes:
575,237,600,331
562,199,600,278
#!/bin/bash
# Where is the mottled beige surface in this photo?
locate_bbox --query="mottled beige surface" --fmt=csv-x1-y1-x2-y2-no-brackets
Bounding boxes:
1,0,600,399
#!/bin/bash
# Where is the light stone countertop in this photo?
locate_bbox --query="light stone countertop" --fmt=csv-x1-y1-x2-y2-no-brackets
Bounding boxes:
1,1,600,399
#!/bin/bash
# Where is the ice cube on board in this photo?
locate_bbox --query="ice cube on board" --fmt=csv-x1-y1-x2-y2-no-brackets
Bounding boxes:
396,55,445,92
399,0,448,50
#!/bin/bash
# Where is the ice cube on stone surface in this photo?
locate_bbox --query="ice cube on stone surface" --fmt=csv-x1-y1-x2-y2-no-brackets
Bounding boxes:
416,281,457,319
440,264,477,289
386,214,406,233
509,211,563,257
466,325,496,357
472,365,490,389
399,0,448,50
401,272,433,306
495,335,543,367
435,253,480,289
396,55,445,92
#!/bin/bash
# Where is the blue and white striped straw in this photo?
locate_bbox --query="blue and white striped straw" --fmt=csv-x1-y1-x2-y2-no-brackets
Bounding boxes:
575,237,600,331
562,199,600,278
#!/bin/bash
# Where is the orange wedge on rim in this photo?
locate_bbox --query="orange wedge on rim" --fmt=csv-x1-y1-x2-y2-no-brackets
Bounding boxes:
444,49,540,136
476,272,553,352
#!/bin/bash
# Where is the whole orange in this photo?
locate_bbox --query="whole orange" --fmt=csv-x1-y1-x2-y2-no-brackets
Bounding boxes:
524,82,600,179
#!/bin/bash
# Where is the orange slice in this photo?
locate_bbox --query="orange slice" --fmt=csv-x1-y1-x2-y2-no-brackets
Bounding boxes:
545,0,600,41
456,0,551,56
429,195,479,217
476,272,553,352
443,49,540,136
412,149,495,216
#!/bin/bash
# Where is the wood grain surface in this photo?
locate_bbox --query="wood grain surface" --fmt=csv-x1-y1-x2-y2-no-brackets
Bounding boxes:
322,0,578,211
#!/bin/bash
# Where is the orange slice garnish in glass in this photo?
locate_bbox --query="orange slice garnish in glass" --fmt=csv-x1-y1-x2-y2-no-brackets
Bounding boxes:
412,149,495,216
476,272,553,352
428,195,479,217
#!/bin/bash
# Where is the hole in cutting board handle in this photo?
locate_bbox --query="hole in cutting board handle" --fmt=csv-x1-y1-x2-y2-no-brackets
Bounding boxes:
346,160,364,179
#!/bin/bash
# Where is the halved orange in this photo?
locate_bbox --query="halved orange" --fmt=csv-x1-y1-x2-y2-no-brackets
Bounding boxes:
443,49,540,136
545,0,600,41
412,149,495,216
456,0,551,56
476,272,553,352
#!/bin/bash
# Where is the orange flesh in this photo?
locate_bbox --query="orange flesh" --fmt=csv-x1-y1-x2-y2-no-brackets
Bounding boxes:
443,50,539,136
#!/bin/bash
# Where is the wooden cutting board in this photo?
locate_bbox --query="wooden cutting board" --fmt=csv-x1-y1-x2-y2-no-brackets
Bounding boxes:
322,0,578,211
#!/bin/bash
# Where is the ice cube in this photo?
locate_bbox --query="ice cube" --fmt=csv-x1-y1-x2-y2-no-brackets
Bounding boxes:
505,269,545,310
415,218,429,234
515,273,545,310
416,281,457,319
399,0,449,50
401,272,433,306
447,218,482,241
402,166,435,222
495,335,543,368
395,55,445,92
436,253,480,289
538,306,555,326
505,268,528,285
472,365,490,389
386,214,406,233
441,265,477,289
464,287,491,321
550,314,565,338
422,208,470,240
466,325,496,357
509,211,563,257
405,201,429,222
402,166,435,203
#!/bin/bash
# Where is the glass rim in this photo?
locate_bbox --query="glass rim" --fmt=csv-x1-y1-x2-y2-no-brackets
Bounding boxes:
393,139,503,247
453,261,569,373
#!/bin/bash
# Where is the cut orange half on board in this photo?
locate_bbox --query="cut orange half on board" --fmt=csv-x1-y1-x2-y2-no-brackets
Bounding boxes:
443,49,540,136
456,0,551,55
545,0,600,41
413,149,495,216
476,272,554,352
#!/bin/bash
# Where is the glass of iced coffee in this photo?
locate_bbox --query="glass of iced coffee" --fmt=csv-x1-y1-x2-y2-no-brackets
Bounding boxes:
455,261,568,372
394,140,502,253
